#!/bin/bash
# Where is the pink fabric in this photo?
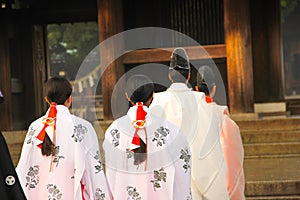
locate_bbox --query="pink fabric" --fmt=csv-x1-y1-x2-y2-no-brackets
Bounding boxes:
221,113,245,200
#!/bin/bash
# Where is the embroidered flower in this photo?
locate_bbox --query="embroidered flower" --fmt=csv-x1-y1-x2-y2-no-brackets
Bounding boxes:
95,188,106,200
152,126,170,147
94,150,104,173
110,129,120,147
150,168,167,191
47,184,62,200
180,148,191,173
25,165,39,190
126,148,134,159
26,127,36,145
127,186,141,200
72,124,88,142
52,146,65,167
186,189,192,200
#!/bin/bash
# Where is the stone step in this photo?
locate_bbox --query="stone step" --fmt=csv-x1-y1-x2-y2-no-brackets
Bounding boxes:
241,130,300,144
235,117,300,131
244,156,300,197
244,142,300,157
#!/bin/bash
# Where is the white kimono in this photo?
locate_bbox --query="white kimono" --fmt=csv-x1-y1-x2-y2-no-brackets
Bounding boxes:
150,83,229,200
16,105,112,200
209,103,245,200
103,105,192,200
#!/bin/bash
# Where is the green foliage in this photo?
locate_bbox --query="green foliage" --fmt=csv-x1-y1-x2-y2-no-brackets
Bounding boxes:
280,0,300,23
47,22,99,79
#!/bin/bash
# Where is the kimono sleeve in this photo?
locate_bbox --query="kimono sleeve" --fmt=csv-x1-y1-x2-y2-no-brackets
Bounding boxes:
16,121,41,186
167,128,192,200
221,115,245,199
80,121,112,200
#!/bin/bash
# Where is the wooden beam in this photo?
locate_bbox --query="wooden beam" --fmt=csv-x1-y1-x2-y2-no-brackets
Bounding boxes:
123,44,226,64
224,0,254,113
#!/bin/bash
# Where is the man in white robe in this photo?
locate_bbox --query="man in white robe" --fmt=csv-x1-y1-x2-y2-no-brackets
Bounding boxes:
103,75,192,200
150,48,229,199
16,77,111,200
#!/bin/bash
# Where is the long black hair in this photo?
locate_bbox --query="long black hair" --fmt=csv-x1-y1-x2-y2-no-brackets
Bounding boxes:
125,74,154,165
42,76,72,156
44,76,72,105
125,74,154,104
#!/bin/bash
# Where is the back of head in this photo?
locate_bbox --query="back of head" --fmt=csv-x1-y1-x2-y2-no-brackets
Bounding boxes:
126,74,154,104
196,65,216,95
169,47,190,83
44,76,72,105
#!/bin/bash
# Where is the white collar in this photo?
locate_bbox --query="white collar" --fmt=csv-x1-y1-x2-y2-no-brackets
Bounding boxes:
168,83,192,92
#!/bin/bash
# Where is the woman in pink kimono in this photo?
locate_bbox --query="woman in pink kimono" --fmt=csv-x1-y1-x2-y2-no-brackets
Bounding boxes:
195,66,245,200
16,77,111,200
103,74,192,200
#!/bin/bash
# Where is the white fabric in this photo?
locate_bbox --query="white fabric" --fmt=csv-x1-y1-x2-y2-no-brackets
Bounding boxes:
150,83,229,200
209,103,245,200
16,105,112,200
103,104,192,200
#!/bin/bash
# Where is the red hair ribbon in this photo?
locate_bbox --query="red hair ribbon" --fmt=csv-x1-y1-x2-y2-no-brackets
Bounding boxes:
205,96,214,103
131,102,147,148
36,102,57,149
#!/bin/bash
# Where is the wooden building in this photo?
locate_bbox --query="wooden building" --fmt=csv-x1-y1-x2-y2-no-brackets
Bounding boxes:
0,0,296,130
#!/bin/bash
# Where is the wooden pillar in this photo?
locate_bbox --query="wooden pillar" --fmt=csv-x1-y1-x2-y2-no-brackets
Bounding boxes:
97,0,125,120
251,0,283,102
0,25,12,130
224,0,254,113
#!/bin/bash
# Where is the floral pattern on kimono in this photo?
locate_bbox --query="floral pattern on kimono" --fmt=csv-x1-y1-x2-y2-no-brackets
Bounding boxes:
127,186,141,200
95,188,106,200
152,127,170,147
110,129,120,147
26,127,36,145
53,146,65,167
25,165,39,190
94,150,104,173
150,168,167,191
180,148,191,173
72,124,88,142
47,184,62,200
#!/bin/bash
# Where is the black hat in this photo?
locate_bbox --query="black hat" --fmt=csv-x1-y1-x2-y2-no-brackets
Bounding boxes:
169,47,190,70
197,65,216,88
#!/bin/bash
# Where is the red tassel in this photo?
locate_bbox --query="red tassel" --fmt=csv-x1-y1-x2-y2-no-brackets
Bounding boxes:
132,129,141,147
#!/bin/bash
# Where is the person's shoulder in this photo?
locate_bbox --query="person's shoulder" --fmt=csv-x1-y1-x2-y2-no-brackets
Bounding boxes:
28,115,44,128
153,91,170,98
214,104,229,115
71,115,94,128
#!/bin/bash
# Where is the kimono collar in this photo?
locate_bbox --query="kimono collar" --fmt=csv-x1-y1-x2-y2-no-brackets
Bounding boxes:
168,83,192,92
